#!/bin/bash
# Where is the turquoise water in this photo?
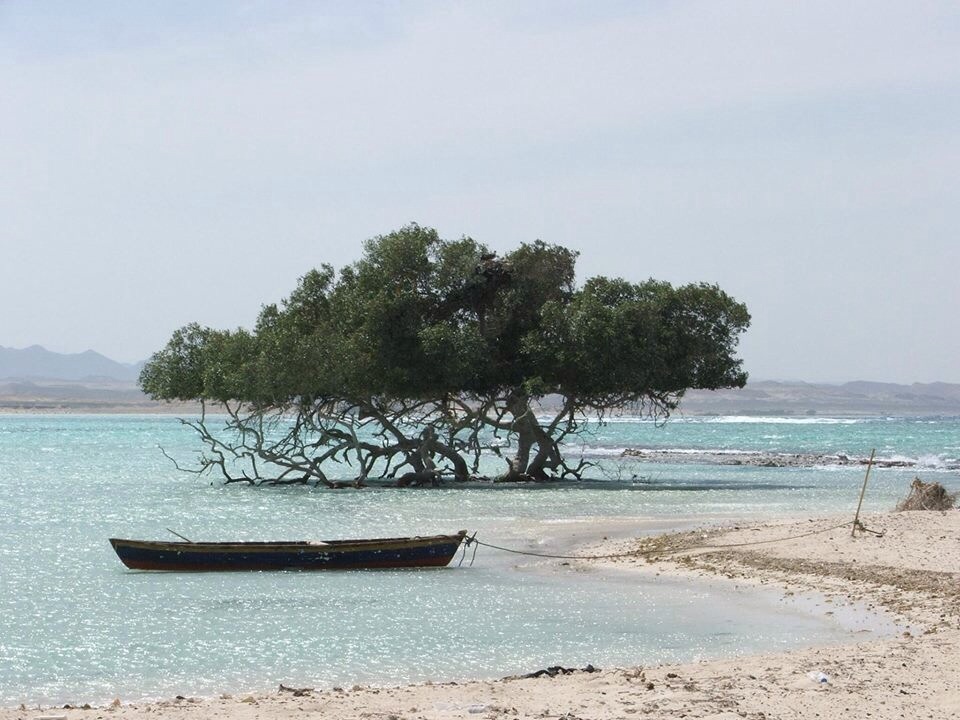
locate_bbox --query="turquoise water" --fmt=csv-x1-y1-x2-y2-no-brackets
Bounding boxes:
576,414,960,466
0,414,956,705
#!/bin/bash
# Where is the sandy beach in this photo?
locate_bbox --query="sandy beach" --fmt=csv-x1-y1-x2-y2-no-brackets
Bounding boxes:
6,510,958,720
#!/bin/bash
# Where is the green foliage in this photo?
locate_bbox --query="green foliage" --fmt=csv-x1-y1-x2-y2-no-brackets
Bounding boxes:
518,275,749,409
141,224,750,482
139,323,211,401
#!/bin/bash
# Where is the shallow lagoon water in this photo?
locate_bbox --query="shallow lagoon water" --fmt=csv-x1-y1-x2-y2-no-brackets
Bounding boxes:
0,414,955,704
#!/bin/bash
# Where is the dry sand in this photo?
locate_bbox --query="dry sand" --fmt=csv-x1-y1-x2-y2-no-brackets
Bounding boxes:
6,510,958,720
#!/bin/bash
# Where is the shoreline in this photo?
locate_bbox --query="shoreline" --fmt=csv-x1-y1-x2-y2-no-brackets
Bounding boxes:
5,511,958,719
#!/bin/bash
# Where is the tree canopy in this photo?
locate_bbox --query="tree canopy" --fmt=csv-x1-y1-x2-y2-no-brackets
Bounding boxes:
141,224,750,485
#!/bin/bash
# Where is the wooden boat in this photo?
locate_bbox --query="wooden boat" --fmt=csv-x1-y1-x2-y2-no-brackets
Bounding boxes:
109,531,468,571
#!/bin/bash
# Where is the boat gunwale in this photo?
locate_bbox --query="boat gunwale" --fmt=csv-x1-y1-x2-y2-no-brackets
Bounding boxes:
109,531,468,555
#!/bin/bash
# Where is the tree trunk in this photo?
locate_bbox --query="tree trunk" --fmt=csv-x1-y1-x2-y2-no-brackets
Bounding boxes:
499,392,541,481
526,429,561,479
432,439,471,481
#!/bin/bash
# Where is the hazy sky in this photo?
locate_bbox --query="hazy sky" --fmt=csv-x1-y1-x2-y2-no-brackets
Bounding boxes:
2,1,958,383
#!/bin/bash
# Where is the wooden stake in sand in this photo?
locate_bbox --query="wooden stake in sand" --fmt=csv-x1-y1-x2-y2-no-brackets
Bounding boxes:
851,448,876,536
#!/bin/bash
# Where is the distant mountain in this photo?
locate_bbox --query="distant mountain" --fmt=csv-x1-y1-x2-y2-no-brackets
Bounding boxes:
0,345,143,382
1,344,959,416
678,380,960,416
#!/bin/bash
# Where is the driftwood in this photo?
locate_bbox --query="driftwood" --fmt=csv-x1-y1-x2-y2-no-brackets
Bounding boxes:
510,664,599,680
279,684,314,696
896,477,957,511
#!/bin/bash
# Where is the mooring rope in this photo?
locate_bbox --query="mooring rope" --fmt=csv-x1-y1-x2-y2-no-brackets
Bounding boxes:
461,519,858,564
677,520,855,552
464,537,639,561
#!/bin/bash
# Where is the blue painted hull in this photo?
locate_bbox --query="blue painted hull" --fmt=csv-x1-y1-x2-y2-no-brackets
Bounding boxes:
109,531,468,571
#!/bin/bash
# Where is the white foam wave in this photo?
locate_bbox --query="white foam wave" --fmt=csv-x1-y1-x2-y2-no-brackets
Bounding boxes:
539,415,661,424
915,454,951,470
699,416,862,425
541,415,869,425
568,446,630,456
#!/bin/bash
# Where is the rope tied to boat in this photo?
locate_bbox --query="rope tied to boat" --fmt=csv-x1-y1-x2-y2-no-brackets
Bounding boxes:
462,536,645,562
459,519,858,565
